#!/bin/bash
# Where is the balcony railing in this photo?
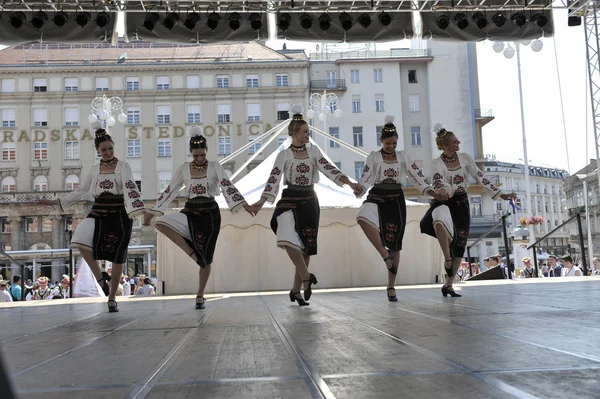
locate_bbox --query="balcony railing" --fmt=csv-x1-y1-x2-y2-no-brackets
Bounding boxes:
310,79,347,91
475,109,493,118
470,215,502,225
0,191,70,203
309,48,430,61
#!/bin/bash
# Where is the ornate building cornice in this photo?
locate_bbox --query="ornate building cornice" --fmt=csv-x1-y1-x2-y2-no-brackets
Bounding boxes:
62,166,82,177
30,167,51,178
0,168,18,178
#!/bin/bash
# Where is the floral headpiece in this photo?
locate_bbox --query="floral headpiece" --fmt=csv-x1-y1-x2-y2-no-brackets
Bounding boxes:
432,122,450,138
60,275,70,285
291,104,304,121
522,257,531,263
381,114,397,134
37,276,49,284
189,126,207,146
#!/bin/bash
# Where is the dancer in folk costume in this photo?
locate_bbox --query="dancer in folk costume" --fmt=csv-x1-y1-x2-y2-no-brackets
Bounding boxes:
420,123,516,297
252,105,362,306
37,126,146,312
354,115,438,301
49,275,71,299
31,277,53,300
144,130,256,309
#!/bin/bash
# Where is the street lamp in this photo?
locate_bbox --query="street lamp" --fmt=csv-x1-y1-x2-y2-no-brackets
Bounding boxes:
88,94,127,132
306,90,343,152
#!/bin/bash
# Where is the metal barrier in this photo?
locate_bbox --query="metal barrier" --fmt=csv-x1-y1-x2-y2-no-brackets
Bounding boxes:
466,213,513,279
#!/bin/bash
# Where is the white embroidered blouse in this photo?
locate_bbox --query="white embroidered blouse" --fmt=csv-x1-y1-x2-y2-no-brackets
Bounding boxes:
431,152,502,199
59,161,145,218
150,161,247,214
356,150,433,197
261,144,347,203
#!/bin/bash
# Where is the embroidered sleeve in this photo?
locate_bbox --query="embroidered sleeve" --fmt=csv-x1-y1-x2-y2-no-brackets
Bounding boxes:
466,153,502,200
261,151,285,203
150,164,186,216
402,152,433,195
356,151,376,198
59,166,96,211
431,159,451,193
214,163,247,213
121,162,146,218
314,146,346,187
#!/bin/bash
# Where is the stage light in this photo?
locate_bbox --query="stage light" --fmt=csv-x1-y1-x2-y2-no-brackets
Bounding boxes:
9,11,26,29
299,13,312,30
492,12,507,27
454,13,468,30
492,41,504,53
228,12,241,30
339,12,353,31
53,11,68,27
358,14,372,28
531,13,548,27
184,12,200,30
249,13,262,30
503,46,515,59
96,12,110,28
143,12,160,31
278,13,292,31
319,13,331,31
472,12,487,29
568,15,581,26
435,15,449,30
511,12,527,27
206,12,220,30
531,39,543,52
379,12,392,27
75,12,91,28
163,12,179,30
31,11,47,30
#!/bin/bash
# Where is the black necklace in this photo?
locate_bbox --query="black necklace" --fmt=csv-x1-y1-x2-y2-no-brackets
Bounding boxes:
100,157,118,167
441,152,458,163
191,161,208,172
381,149,396,160
290,144,306,153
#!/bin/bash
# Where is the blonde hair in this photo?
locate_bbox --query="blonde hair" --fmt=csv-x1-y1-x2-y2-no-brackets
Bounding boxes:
287,120,308,136
435,130,455,150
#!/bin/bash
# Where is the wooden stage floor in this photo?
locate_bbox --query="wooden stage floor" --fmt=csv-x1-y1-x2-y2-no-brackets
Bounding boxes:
1,278,600,399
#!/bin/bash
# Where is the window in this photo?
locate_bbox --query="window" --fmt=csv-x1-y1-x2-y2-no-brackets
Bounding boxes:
246,103,261,122
95,77,109,91
353,126,363,147
515,198,522,210
2,143,15,161
248,137,262,154
133,173,142,192
408,95,420,112
551,185,556,195
127,107,140,124
536,183,540,194
351,69,360,83
34,142,48,160
275,74,289,87
374,68,383,83
157,105,171,124
156,76,170,90
276,103,289,120
126,77,139,91
352,96,361,113
0,218,11,233
158,171,172,193
26,217,39,233
553,199,557,213
545,199,549,212
375,95,385,112
329,127,340,148
218,137,232,155
33,175,48,191
127,139,141,157
216,75,229,88
246,74,259,88
1,109,16,127
408,70,417,83
33,108,48,127
376,126,383,147
334,162,342,170
326,71,337,88
1,177,15,192
64,107,79,126
64,141,79,159
64,78,78,92
354,161,365,181
186,105,201,124
158,139,172,157
217,104,231,123
65,174,79,191
470,195,482,217
277,136,287,147
33,78,47,92
1,79,15,93
544,184,548,194
411,126,422,146
496,202,503,211
185,75,200,89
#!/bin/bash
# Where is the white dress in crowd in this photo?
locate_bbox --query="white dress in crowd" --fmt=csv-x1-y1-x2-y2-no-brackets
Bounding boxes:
262,143,347,251
59,161,145,250
561,266,583,277
149,162,247,240
355,150,432,230
0,289,12,302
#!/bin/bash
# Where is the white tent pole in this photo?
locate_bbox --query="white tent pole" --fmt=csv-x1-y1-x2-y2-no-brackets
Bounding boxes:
219,119,291,164
309,125,369,158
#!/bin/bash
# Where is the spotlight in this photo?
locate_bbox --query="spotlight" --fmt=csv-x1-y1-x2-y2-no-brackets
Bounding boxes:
339,12,353,31
379,12,392,27
96,12,110,28
75,12,91,28
163,12,179,30
299,13,312,30
228,12,241,31
568,15,581,26
143,12,160,31
9,11,26,29
511,12,527,27
492,12,507,27
531,13,548,27
206,12,220,30
435,15,450,30
53,11,68,27
249,13,262,30
453,13,468,30
472,12,487,29
278,12,292,31
358,14,372,28
318,13,331,31
31,11,47,30
184,12,200,30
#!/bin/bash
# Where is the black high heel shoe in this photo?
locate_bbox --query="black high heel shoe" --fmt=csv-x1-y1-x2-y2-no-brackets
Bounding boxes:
97,271,111,296
303,273,318,301
107,299,119,312
386,287,398,302
195,296,205,309
289,290,309,306
384,250,398,276
441,285,462,298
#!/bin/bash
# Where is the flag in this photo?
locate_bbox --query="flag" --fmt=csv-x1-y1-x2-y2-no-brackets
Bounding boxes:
509,198,521,214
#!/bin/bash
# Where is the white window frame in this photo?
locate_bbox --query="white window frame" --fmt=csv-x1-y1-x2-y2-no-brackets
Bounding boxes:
376,126,383,147
374,68,383,83
276,103,289,121
127,139,141,157
246,103,261,122
126,107,141,124
65,174,80,191
33,175,48,192
157,139,172,157
126,77,140,91
350,69,360,84
275,74,289,87
156,105,171,124
158,171,172,193
217,104,231,123
187,105,201,124
411,126,422,146
1,176,16,192
186,75,200,89
64,78,78,92
247,137,262,154
26,217,39,232
329,127,340,148
354,161,365,181
246,74,259,88
218,137,232,155
2,142,16,161
64,141,80,160
33,108,48,127
352,97,361,113
375,96,385,112
156,76,170,90
64,107,79,126
216,75,230,88
409,95,421,113
34,142,48,160
33,78,47,92
470,195,483,217
95,77,109,91
353,126,363,147
1,109,16,128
